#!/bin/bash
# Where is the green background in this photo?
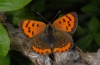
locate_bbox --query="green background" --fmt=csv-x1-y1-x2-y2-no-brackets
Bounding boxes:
0,0,100,65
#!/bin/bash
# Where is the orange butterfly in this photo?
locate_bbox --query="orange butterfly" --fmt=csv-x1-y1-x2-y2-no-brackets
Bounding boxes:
19,12,78,54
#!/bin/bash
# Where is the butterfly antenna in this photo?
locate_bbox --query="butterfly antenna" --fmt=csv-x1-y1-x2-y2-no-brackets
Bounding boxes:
51,10,61,23
36,12,48,23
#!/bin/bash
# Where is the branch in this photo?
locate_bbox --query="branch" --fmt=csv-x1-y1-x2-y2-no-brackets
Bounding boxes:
3,22,100,65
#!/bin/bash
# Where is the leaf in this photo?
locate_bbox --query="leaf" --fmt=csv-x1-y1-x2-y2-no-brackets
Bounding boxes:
78,14,89,23
88,17,99,33
10,51,34,65
67,0,85,3
90,0,100,6
94,33,100,46
81,5,100,16
0,0,31,11
31,0,45,13
75,25,85,36
0,55,10,65
76,35,93,50
7,8,35,27
0,23,10,57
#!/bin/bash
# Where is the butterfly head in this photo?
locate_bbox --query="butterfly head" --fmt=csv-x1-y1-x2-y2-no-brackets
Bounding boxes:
45,22,54,34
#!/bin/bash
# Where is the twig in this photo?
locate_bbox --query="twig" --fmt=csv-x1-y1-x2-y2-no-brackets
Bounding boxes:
3,22,100,65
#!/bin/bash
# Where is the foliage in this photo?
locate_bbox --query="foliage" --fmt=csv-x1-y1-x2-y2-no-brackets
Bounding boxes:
0,55,10,65
0,0,31,11
0,23,10,57
0,0,100,65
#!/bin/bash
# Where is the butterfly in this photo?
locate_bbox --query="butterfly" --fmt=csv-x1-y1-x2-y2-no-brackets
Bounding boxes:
19,12,78,54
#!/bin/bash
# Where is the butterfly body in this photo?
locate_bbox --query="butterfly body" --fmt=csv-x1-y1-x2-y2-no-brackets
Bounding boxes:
19,12,78,54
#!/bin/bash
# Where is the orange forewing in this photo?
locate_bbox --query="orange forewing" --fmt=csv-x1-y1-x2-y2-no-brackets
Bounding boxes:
53,12,78,33
20,20,46,38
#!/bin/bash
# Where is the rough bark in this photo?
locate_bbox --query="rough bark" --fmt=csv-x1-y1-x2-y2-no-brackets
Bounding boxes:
2,22,100,65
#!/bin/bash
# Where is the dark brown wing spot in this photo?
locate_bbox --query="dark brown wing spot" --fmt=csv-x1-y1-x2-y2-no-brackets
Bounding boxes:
32,23,34,27
66,26,68,30
46,51,48,53
67,21,71,27
25,20,30,27
41,52,43,54
63,19,65,22
59,21,61,24
68,47,70,50
66,48,69,50
28,29,31,33
56,50,59,52
66,15,71,21
68,23,71,27
26,23,28,27
28,20,30,23
32,31,34,35
28,27,30,29
37,24,39,27
68,21,69,24
37,51,39,53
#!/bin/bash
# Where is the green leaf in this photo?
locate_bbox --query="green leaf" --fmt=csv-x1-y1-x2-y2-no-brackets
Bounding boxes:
88,17,99,33
0,55,10,65
78,14,88,23
90,0,100,6
31,0,45,13
0,0,31,11
0,23,10,57
76,35,93,50
81,5,100,16
7,8,35,27
67,0,85,3
75,25,85,36
94,33,100,46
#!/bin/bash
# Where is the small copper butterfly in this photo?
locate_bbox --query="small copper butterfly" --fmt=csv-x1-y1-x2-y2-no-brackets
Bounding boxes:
19,12,78,54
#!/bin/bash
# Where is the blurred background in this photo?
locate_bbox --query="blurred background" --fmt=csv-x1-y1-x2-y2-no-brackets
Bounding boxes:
0,0,100,65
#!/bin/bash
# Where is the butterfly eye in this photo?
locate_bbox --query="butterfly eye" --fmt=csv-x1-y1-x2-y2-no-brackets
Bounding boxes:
19,20,46,38
53,12,78,33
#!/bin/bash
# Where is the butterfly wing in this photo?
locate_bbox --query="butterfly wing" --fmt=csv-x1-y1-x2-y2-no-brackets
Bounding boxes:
52,31,73,53
19,20,46,38
53,12,78,33
31,34,52,54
